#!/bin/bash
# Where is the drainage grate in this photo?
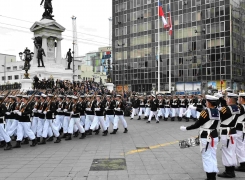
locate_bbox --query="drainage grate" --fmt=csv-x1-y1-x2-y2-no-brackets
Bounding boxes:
136,147,150,150
90,158,127,171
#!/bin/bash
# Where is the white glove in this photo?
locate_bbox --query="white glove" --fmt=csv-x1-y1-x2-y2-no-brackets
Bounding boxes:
5,112,11,115
180,126,187,131
14,110,19,114
63,109,67,112
95,108,100,111
70,111,74,115
32,109,37,112
57,108,61,111
86,108,91,111
105,107,108,111
17,112,22,116
189,105,197,110
117,108,121,111
38,110,42,113
43,111,47,115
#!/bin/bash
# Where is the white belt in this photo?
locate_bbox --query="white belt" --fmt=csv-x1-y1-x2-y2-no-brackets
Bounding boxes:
221,115,235,126
235,114,245,126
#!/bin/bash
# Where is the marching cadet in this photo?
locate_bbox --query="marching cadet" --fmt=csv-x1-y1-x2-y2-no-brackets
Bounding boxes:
39,94,61,144
218,93,240,178
13,95,37,148
235,93,245,172
84,95,95,135
147,95,159,123
178,95,188,121
66,96,86,140
5,95,16,133
186,95,197,122
7,94,22,140
180,95,220,180
31,95,41,135
105,95,115,129
196,95,205,119
111,95,128,134
157,94,165,120
138,96,146,120
78,95,86,128
56,95,65,134
130,95,140,120
0,95,12,150
62,95,73,138
170,95,179,121
144,96,151,120
164,96,171,121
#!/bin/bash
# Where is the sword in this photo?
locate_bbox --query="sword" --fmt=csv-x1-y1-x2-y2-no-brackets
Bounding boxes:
227,138,229,148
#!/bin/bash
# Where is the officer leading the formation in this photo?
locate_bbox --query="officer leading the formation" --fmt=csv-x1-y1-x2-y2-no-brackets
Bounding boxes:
180,95,220,180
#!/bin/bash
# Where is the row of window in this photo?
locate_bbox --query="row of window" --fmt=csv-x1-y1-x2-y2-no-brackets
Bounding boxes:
5,66,23,71
2,75,19,81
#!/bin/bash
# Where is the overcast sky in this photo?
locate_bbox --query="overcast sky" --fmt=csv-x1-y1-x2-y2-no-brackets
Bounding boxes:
0,0,112,60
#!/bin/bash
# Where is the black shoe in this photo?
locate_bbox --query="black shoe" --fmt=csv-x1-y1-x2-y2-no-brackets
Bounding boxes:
11,136,17,141
95,129,100,135
130,118,133,120
102,130,108,136
13,141,21,148
193,118,197,122
235,163,245,172
59,128,63,135
144,117,147,120
110,129,117,134
156,121,159,123
88,130,92,135
47,136,54,142
79,133,86,139
54,137,61,143
146,121,150,123
38,138,46,145
21,138,29,145
4,142,12,150
186,118,189,122
65,134,72,141
123,128,128,133
164,118,168,121
61,133,67,139
0,141,6,148
217,166,235,178
159,116,162,119
30,139,37,147
137,117,141,120
73,131,79,137
178,117,182,121
37,137,41,143
171,117,175,121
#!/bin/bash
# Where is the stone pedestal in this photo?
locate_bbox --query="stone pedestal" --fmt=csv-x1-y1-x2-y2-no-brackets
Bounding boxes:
20,79,33,91
105,83,114,91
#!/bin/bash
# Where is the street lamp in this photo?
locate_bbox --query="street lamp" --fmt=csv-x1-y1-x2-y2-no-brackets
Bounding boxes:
19,48,34,79
2,55,6,84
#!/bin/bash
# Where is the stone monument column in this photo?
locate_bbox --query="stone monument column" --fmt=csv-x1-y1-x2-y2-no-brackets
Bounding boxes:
42,35,48,63
56,37,63,64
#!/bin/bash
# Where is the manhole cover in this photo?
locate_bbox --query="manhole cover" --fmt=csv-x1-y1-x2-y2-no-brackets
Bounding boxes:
90,158,126,171
136,147,150,150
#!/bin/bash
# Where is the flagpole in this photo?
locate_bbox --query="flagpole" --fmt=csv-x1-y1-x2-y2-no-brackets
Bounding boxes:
158,0,160,93
169,0,171,93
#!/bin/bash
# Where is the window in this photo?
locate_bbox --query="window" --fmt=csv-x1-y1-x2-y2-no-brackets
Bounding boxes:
193,69,197,76
206,24,210,34
179,14,183,24
179,43,183,53
124,26,127,35
78,65,81,70
133,24,137,33
207,67,211,75
192,12,196,21
179,1,183,10
124,51,127,59
14,75,18,80
144,73,148,79
206,8,211,19
78,75,81,79
196,0,201,6
179,57,183,64
179,70,183,77
115,75,119,81
8,76,12,80
133,62,138,69
155,19,158,29
115,16,118,25
124,2,127,10
2,76,5,81
144,22,148,31
13,66,17,71
220,6,225,16
192,41,196,51
123,14,127,23
115,5,118,13
6,67,11,71
220,22,225,32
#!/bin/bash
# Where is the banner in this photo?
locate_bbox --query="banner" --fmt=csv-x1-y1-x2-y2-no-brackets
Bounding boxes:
207,81,227,91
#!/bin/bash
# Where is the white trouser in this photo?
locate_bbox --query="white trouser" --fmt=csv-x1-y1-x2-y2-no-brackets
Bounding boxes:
55,115,64,130
7,119,18,136
113,115,127,130
220,134,237,166
139,107,145,116
105,115,114,128
200,138,219,173
145,107,150,117
196,111,200,119
68,118,85,134
131,108,139,118
37,118,45,137
42,119,59,138
164,108,171,118
5,119,12,132
179,107,186,118
63,116,70,133
148,111,159,121
158,108,165,117
16,122,35,141
187,109,197,118
85,115,94,131
90,116,107,131
236,130,245,163
0,124,11,142
80,116,86,126
31,117,39,135
171,108,178,117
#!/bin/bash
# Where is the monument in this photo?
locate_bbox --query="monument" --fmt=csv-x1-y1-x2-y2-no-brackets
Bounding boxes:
21,1,73,88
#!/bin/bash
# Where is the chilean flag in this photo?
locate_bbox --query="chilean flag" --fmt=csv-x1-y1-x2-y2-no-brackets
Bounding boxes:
158,3,169,29
168,4,173,36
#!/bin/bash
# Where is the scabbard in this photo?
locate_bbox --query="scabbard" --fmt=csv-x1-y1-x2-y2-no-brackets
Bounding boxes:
205,142,209,152
226,139,229,148
243,133,245,142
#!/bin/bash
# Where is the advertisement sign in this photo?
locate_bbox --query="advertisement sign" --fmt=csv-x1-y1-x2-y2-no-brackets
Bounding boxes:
207,81,227,90
116,85,128,92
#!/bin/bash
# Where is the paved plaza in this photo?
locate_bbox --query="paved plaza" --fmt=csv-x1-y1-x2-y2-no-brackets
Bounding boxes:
0,118,245,180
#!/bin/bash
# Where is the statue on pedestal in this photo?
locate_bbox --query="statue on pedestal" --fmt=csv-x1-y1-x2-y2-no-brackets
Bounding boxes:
37,45,46,67
40,0,54,20
66,49,73,69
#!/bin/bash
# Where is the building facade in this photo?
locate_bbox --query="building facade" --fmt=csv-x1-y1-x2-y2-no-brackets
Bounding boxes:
112,0,245,93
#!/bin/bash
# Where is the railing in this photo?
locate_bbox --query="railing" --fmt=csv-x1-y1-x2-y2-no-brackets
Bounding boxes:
0,83,21,90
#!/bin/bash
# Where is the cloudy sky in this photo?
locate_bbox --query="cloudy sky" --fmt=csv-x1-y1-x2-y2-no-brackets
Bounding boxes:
0,0,112,60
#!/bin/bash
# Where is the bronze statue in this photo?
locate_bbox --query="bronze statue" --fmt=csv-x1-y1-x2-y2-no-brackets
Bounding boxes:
40,0,54,20
66,49,73,69
37,45,46,67
23,48,32,71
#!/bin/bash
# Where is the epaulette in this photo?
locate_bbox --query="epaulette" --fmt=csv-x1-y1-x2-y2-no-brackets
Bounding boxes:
220,107,227,114
200,110,208,118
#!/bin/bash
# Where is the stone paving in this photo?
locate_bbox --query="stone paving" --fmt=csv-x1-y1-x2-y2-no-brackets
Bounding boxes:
0,117,245,180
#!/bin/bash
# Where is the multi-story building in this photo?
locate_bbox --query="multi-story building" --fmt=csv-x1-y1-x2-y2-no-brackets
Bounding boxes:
112,0,245,93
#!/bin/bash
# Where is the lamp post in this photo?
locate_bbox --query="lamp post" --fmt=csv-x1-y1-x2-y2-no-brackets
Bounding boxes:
19,47,34,79
2,55,6,84
72,41,75,82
